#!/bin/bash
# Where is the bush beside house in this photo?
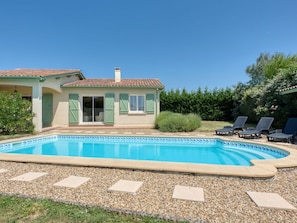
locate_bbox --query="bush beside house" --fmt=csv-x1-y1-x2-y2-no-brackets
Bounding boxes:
0,92,34,134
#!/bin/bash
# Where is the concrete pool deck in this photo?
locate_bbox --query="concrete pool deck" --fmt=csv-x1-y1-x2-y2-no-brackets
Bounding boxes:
0,127,297,222
0,127,297,178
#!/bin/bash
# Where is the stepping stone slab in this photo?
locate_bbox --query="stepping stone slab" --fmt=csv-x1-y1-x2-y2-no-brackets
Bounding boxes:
247,191,296,210
10,172,48,182
172,185,205,202
0,169,8,173
108,180,143,195
54,176,90,188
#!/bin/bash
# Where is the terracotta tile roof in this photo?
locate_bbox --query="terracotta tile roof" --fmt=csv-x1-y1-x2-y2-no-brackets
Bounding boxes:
62,78,164,88
0,69,82,78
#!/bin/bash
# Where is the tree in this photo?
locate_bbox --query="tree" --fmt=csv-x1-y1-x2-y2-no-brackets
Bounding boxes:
236,52,297,126
245,53,270,86
246,52,297,85
264,53,297,79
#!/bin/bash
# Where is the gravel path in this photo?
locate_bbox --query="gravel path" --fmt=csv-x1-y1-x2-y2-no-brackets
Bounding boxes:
0,128,297,222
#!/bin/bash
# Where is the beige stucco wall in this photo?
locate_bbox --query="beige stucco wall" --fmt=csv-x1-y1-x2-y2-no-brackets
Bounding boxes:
51,90,69,127
113,88,159,127
0,76,161,129
54,87,160,127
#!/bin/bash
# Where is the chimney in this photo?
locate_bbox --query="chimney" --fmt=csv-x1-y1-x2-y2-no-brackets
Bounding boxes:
115,67,121,82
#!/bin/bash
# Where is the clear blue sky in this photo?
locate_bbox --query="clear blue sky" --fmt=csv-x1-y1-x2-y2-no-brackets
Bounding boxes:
1,0,297,91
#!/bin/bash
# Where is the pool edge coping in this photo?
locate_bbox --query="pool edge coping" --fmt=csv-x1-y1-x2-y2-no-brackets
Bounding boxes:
0,133,296,178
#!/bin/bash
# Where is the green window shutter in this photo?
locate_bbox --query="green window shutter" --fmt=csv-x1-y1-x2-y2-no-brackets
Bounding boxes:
119,93,129,114
69,94,79,125
146,93,155,114
42,93,53,127
104,93,114,125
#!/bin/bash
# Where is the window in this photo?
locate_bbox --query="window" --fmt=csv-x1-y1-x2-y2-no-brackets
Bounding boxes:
22,96,32,102
120,93,155,114
129,95,144,112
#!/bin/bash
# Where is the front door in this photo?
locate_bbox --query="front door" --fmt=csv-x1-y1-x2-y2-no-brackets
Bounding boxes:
42,93,53,127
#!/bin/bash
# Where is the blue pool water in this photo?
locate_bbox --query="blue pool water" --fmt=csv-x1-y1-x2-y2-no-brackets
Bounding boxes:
0,135,288,166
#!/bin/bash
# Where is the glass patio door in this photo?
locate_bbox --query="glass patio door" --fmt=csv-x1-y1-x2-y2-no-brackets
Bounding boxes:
82,96,104,122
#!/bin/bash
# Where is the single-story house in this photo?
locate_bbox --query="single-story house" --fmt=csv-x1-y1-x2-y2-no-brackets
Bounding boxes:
0,68,164,132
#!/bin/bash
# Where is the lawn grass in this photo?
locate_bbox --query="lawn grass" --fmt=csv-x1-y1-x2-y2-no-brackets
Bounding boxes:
0,195,185,223
198,120,255,132
197,120,232,132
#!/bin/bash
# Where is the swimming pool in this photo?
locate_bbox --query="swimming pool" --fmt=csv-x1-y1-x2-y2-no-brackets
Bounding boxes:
0,135,288,166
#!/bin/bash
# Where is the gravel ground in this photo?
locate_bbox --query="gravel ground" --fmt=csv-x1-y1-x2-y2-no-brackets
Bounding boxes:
0,128,297,223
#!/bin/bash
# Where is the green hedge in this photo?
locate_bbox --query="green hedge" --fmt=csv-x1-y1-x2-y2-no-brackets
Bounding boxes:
155,111,201,132
160,88,234,121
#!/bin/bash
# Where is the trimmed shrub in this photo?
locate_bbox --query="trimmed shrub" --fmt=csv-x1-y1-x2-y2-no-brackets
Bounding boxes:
158,113,184,132
183,113,202,132
155,111,201,132
154,111,174,129
0,92,34,135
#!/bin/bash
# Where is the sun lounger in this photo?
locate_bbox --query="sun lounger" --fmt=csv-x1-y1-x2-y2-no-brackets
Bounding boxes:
238,117,274,139
215,116,248,136
267,117,297,144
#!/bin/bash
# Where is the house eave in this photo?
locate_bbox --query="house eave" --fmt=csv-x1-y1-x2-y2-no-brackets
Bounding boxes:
0,76,40,80
61,85,164,89
0,71,85,82
279,88,297,95
44,72,85,80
